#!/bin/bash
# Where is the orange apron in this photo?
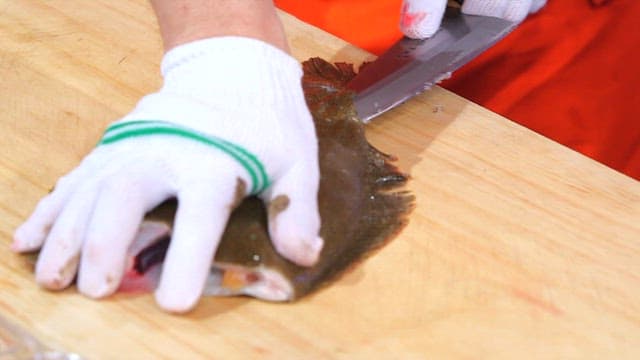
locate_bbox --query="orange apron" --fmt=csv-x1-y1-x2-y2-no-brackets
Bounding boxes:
276,0,640,180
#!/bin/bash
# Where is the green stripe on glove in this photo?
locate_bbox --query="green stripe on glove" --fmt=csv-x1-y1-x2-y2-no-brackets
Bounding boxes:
100,120,270,194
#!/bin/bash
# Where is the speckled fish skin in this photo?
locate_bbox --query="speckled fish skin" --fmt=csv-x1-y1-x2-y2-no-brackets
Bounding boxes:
134,58,415,300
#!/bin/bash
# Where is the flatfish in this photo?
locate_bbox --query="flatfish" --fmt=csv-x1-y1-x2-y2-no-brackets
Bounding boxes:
128,58,415,301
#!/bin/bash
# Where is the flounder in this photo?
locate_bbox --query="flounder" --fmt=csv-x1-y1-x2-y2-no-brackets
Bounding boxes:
126,58,415,301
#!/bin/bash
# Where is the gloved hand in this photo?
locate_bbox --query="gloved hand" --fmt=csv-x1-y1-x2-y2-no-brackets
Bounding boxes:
400,0,547,39
12,37,323,312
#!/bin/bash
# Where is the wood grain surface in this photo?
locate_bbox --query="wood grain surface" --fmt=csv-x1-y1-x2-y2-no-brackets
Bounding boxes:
1,1,639,358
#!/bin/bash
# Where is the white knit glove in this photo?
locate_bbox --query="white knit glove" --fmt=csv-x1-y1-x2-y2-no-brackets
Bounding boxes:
400,0,546,39
12,37,323,312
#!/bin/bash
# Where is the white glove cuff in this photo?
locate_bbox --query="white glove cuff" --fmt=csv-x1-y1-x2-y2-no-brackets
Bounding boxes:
159,36,304,111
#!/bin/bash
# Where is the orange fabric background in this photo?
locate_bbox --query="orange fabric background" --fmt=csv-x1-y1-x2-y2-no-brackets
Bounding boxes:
276,0,640,180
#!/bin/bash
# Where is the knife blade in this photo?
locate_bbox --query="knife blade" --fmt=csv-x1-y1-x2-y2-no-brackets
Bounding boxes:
347,10,518,123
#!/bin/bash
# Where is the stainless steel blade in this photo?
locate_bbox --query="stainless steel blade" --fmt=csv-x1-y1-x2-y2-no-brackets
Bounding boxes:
347,12,517,122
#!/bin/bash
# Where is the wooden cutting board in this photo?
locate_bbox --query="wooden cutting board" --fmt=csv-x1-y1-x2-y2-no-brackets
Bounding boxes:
1,1,639,358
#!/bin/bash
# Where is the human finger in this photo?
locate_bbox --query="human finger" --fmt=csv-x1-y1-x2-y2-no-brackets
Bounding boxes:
262,162,323,267
154,178,237,313
76,176,151,299
400,0,448,39
33,182,99,290
13,173,81,252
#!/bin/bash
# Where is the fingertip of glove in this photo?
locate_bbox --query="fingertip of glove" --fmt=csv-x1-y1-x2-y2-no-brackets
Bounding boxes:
401,27,437,40
399,0,445,39
77,271,121,299
35,256,79,291
265,193,324,266
302,235,324,266
399,14,442,39
155,288,199,313
274,234,324,267
12,225,38,252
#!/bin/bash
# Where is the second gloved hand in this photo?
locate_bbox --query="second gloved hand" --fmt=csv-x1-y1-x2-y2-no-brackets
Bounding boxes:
12,37,323,312
400,0,547,39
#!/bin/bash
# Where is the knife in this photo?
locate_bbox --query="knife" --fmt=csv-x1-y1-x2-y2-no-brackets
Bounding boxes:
347,8,518,123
